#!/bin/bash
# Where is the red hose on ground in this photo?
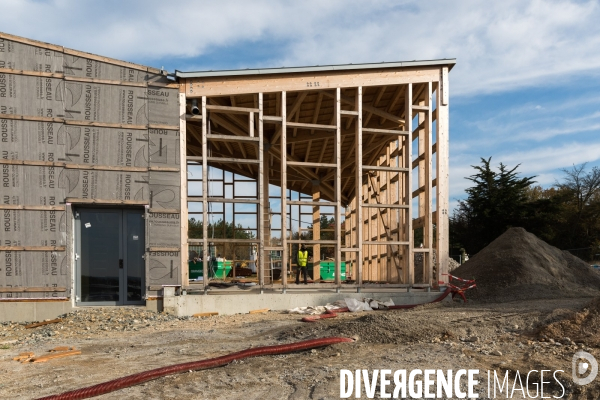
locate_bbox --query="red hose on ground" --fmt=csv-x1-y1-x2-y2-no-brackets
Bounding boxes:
37,336,354,400
301,287,453,322
388,287,452,309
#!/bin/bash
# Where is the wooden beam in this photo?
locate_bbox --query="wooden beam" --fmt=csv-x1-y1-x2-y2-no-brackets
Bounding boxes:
209,113,248,137
185,67,441,96
0,205,65,211
202,96,209,290
335,87,342,288
180,92,189,285
423,82,433,285
271,91,308,143
31,350,81,363
311,93,324,135
65,198,148,205
0,287,66,293
281,91,289,288
362,127,409,136
320,90,406,125
205,104,259,114
437,69,450,284
364,86,386,126
405,83,414,285
258,92,266,289
286,121,336,131
380,85,405,125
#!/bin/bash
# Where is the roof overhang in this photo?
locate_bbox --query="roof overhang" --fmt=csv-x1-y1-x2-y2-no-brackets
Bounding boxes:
175,59,456,79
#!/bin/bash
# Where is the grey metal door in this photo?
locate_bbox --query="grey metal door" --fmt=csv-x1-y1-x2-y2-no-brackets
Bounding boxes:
76,208,145,305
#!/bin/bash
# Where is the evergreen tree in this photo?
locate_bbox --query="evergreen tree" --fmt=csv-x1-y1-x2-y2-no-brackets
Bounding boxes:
450,157,536,253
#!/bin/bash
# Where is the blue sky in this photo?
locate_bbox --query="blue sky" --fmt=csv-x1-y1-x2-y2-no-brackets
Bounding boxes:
4,0,600,213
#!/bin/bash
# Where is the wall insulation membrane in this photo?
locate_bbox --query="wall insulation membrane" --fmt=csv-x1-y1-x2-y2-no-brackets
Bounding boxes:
0,33,182,300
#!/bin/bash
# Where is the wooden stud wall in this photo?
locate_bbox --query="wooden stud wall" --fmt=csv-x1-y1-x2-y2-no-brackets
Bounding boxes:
182,66,451,290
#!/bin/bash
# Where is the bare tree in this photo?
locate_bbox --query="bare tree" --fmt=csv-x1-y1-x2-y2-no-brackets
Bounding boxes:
556,163,600,215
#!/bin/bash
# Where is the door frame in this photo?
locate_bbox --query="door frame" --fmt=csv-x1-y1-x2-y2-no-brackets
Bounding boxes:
74,206,146,306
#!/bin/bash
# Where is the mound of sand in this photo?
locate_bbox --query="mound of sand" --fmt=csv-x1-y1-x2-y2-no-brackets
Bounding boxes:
452,227,600,301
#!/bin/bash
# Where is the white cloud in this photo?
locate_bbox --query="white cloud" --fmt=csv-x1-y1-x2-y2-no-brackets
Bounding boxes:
449,141,600,202
3,0,600,96
4,0,600,208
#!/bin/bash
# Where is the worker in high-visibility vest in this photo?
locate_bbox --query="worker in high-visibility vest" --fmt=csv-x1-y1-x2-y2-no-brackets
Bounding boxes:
296,244,309,284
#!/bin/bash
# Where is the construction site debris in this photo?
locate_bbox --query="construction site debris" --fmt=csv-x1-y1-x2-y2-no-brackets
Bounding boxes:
1,297,599,398
31,349,81,363
25,318,62,329
49,346,75,352
12,348,81,363
536,296,600,347
248,309,270,314
345,298,395,312
0,308,183,347
12,351,34,361
287,301,347,315
452,227,600,301
193,312,219,318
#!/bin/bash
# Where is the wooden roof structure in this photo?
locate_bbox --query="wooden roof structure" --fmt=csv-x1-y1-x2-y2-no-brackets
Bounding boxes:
180,60,454,204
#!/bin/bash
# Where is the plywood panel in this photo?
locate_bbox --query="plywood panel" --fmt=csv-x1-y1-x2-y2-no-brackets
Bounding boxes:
147,87,179,126
149,128,180,168
147,211,180,248
1,165,63,206
1,119,65,162
148,250,181,286
0,74,65,117
0,251,68,298
59,81,147,125
0,210,66,247
149,171,180,210
62,53,149,82
60,125,149,166
2,119,150,166
0,37,64,73
60,169,148,201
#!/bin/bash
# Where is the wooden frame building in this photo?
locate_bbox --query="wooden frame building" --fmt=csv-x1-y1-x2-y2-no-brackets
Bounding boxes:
0,31,454,320
178,60,455,292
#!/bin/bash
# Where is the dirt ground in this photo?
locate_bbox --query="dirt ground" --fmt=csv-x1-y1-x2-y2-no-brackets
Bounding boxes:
1,296,600,400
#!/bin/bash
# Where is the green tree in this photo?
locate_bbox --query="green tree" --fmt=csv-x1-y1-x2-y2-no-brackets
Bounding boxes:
552,164,600,252
450,157,536,253
188,218,254,261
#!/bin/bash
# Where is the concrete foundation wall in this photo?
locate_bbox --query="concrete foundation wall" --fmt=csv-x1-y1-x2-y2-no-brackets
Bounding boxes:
163,290,448,317
0,290,446,321
0,300,72,322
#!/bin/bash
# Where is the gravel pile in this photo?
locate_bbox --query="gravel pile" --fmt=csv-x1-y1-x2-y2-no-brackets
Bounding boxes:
452,227,600,301
0,307,185,346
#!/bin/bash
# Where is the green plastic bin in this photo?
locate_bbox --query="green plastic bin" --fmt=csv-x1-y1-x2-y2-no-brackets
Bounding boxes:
319,261,346,281
188,260,232,280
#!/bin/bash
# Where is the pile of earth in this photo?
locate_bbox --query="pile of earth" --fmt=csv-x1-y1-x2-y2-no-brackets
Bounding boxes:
536,296,600,347
452,227,600,301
